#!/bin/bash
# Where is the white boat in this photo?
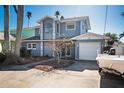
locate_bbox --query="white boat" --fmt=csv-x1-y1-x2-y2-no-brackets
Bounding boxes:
96,54,124,77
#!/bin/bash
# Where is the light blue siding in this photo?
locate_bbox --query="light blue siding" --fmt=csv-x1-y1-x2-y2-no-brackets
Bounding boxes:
59,21,81,38
43,41,53,57
43,18,53,40
22,18,90,57
22,41,42,56
35,28,40,36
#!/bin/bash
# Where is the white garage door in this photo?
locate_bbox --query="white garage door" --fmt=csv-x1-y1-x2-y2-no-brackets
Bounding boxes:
79,42,101,60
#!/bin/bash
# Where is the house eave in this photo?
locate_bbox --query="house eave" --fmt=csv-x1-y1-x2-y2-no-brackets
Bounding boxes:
22,39,71,42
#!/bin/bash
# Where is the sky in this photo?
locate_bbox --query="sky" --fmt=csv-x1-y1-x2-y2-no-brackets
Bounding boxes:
0,5,124,41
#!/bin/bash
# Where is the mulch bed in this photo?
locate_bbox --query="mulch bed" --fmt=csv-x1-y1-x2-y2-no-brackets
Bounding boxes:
20,56,49,65
34,60,75,72
0,56,49,66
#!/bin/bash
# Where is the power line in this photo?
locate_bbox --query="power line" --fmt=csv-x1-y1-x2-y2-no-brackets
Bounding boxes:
104,5,108,35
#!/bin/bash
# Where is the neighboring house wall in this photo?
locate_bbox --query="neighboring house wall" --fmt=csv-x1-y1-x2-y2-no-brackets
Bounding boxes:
10,27,35,39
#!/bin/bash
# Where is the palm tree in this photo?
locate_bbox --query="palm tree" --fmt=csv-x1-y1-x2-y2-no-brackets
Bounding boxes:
105,32,119,45
55,11,60,19
26,11,32,28
120,12,124,40
121,12,124,16
14,5,24,56
3,5,10,53
105,32,119,42
119,32,124,40
60,16,64,20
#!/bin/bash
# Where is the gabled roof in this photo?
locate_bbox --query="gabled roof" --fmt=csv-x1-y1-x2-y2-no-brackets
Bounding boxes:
0,32,15,41
37,16,56,24
71,32,106,40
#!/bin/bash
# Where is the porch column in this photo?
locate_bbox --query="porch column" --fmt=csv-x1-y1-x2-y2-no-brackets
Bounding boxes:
52,20,56,57
40,21,43,56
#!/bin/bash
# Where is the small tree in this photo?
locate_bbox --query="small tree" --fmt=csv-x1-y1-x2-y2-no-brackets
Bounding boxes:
55,11,60,19
60,16,64,20
47,40,74,64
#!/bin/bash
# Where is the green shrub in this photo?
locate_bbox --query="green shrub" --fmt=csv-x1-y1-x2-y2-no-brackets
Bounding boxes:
0,53,6,63
20,47,31,57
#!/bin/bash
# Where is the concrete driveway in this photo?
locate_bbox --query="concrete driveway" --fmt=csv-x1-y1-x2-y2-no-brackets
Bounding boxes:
0,60,123,88
0,60,100,88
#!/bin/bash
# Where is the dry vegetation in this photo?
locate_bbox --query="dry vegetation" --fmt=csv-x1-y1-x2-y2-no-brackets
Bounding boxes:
34,60,74,72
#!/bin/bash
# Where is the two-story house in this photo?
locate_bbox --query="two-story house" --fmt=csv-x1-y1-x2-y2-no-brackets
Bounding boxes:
22,16,105,60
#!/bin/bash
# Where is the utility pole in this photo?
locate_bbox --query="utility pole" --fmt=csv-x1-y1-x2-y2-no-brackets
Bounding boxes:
104,5,108,35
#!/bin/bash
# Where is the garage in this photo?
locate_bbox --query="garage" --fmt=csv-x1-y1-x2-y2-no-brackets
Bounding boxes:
71,32,105,61
79,42,101,60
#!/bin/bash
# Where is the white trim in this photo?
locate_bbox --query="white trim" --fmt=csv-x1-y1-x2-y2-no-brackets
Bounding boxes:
66,22,76,31
27,43,37,50
53,20,56,39
40,21,43,56
59,22,61,37
80,20,83,34
60,16,88,23
23,39,71,42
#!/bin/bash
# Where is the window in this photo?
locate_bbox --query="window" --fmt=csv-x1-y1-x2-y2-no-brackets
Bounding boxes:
27,43,36,50
47,22,52,28
35,28,40,36
27,43,32,49
45,22,53,32
66,22,75,30
57,23,59,33
32,44,36,49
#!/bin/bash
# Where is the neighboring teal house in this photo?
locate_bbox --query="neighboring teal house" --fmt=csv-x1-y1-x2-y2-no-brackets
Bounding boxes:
10,27,35,39
22,16,105,60
0,27,35,40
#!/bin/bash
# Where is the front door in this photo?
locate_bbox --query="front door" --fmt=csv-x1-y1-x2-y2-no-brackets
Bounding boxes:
65,44,71,58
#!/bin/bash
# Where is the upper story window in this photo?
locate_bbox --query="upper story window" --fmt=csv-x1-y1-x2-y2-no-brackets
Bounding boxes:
47,22,52,28
44,22,53,32
35,28,40,36
66,22,76,31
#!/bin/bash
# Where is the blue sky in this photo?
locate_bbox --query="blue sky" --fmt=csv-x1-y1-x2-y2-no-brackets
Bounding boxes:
0,5,124,41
